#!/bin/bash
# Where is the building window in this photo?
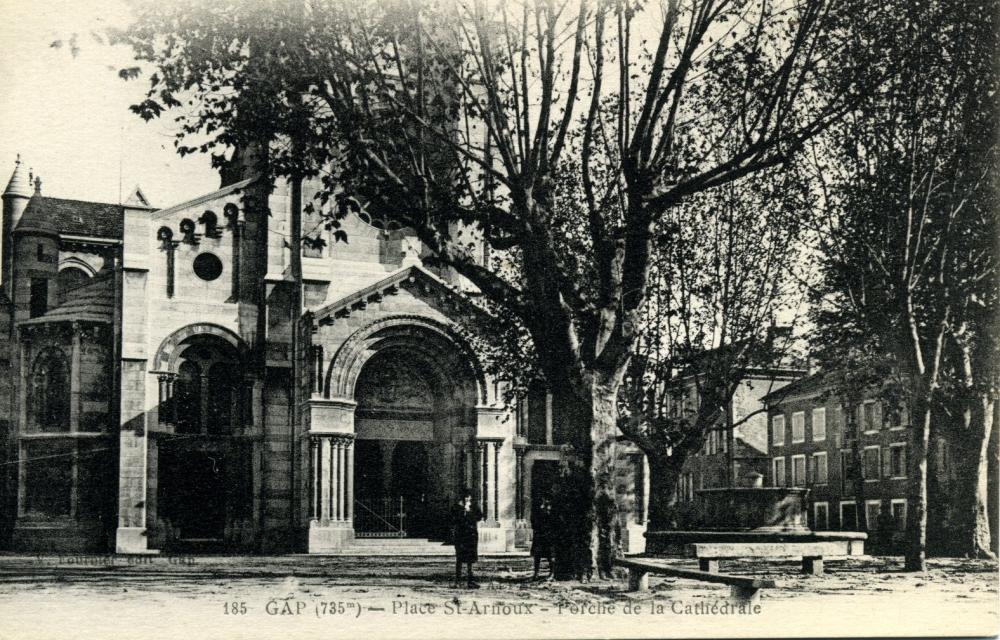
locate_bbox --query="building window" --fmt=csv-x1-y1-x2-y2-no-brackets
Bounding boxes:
890,499,907,531
889,444,907,478
30,348,70,432
57,267,91,304
772,457,786,487
863,446,881,481
840,449,855,493
29,278,48,318
812,407,826,442
771,414,785,447
862,401,879,433
791,411,805,443
865,500,882,530
840,501,858,530
791,454,806,487
814,502,829,530
812,452,828,485
884,402,905,430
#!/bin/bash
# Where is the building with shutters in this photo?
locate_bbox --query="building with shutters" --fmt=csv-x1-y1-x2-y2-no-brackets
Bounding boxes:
759,371,951,554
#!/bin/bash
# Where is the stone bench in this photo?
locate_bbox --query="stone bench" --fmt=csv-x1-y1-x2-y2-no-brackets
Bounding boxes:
686,538,865,576
613,557,777,603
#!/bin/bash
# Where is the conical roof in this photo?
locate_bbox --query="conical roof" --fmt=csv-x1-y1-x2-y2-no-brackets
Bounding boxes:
3,156,32,198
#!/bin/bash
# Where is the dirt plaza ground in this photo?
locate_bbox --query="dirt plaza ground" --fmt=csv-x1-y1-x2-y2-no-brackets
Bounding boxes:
0,553,996,639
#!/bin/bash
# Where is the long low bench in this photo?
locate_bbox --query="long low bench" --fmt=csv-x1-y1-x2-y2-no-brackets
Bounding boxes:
613,557,777,603
686,538,866,576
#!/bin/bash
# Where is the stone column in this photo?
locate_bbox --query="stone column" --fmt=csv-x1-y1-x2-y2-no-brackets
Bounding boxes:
493,441,500,523
70,322,81,432
157,374,176,425
476,441,487,519
479,440,497,525
336,438,346,521
320,437,332,522
310,437,320,520
515,447,525,520
345,437,354,524
199,373,210,434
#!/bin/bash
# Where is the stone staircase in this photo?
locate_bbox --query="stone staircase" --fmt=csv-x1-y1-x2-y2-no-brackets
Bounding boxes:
330,537,455,556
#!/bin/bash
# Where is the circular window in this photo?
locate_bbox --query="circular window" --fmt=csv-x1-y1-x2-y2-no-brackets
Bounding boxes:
193,253,223,281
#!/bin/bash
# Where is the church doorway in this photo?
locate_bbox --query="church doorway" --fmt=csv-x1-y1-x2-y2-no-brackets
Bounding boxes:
351,342,477,540
158,446,227,541
153,332,254,551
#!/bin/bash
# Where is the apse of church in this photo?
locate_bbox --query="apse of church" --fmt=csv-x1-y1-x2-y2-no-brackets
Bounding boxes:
0,161,650,555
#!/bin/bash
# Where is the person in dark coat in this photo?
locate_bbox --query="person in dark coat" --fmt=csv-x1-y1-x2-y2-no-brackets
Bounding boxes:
531,497,554,580
451,489,481,588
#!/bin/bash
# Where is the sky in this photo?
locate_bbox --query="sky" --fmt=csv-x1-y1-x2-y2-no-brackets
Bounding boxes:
0,0,219,208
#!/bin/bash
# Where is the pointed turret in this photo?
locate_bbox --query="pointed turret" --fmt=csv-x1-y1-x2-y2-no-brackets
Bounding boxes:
3,155,34,292
4,155,32,199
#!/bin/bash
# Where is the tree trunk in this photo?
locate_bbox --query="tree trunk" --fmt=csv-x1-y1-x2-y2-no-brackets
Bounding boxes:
904,391,931,571
989,403,999,555
951,393,997,559
550,376,620,581
645,453,685,531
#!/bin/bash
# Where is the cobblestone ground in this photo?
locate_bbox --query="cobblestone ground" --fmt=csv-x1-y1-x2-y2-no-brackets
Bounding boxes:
0,554,995,639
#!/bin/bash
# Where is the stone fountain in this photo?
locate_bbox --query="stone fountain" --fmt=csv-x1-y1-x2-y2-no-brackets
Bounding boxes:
644,474,866,561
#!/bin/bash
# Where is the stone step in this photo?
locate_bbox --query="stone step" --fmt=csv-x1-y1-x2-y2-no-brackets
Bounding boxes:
349,538,445,546
324,537,456,556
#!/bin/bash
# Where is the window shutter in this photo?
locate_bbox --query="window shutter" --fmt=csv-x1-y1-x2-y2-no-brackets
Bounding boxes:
882,446,891,478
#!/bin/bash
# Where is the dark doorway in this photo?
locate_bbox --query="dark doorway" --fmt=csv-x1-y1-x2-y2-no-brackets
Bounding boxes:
391,441,430,537
531,460,559,525
354,440,384,504
158,447,227,542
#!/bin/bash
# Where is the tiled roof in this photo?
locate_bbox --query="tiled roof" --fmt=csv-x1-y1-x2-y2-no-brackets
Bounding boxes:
18,196,127,239
19,274,115,325
759,370,832,404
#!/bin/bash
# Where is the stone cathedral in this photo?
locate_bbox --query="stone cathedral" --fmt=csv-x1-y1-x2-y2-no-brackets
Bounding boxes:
0,157,649,555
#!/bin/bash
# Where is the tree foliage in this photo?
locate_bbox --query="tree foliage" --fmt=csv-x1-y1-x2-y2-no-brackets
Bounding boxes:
806,0,998,567
115,0,884,574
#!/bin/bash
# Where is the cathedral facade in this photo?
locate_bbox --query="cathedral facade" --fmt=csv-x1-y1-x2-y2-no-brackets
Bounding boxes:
0,158,648,555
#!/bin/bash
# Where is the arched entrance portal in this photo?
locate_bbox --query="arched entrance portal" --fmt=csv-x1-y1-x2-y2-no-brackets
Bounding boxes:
352,343,476,539
154,331,253,550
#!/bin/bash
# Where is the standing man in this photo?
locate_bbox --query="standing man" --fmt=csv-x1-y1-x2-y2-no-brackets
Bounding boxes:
531,497,554,580
451,488,481,588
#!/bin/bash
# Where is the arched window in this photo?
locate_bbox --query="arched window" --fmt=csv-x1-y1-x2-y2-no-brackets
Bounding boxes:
175,360,202,433
163,335,244,435
57,266,91,303
30,348,69,432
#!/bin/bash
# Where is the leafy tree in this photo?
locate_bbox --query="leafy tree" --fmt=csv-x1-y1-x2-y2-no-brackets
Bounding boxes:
617,163,811,530
115,0,880,575
807,0,997,568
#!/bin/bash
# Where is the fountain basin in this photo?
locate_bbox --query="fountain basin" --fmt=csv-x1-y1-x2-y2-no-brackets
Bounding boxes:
694,487,810,532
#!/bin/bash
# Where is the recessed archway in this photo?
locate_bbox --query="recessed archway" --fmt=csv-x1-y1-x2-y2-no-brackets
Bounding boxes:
347,322,481,539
